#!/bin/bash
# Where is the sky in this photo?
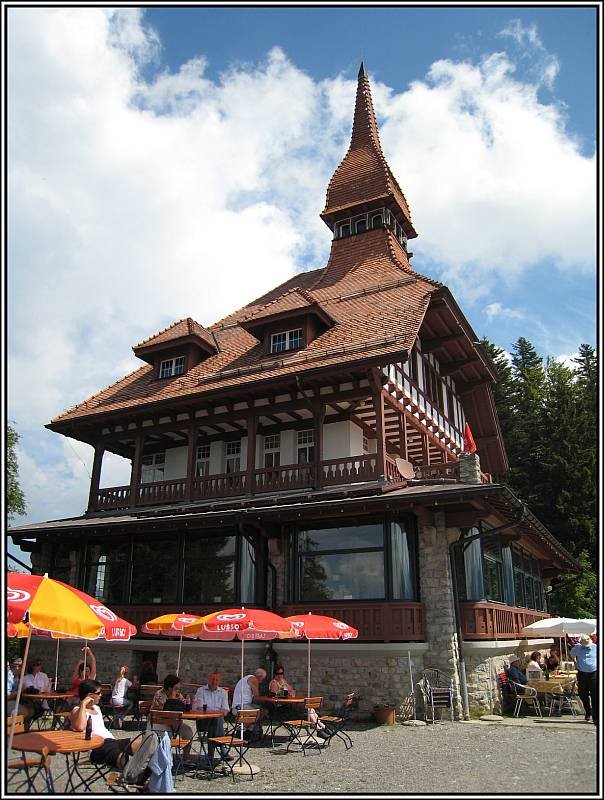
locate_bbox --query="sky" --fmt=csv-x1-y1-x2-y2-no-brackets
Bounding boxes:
6,4,597,564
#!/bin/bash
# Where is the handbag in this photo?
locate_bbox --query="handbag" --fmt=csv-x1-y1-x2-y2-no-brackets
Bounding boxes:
163,698,186,712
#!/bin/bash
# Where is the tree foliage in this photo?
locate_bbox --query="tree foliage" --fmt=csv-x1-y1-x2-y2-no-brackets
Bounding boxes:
483,339,597,617
7,423,26,521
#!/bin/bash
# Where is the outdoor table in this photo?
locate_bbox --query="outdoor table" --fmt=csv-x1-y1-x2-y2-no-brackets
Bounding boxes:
22,692,74,729
10,730,105,792
182,710,224,773
528,676,577,713
257,696,306,747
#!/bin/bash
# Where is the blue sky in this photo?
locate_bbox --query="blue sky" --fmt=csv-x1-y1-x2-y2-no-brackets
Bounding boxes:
7,5,597,564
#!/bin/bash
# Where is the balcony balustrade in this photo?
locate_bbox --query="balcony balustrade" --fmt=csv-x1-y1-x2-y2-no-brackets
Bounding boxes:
460,601,550,640
91,453,406,512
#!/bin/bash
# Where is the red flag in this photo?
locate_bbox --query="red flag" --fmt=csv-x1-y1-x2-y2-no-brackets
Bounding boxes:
463,422,477,453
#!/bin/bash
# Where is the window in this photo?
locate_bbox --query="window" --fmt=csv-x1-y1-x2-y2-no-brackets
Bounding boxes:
355,218,367,233
292,517,418,603
196,444,210,477
362,435,369,453
131,538,178,603
141,452,165,483
483,539,504,602
159,356,185,378
263,433,281,468
84,542,129,603
338,223,351,238
297,429,314,464
225,440,241,473
51,543,78,586
183,535,237,604
371,214,383,229
270,329,303,353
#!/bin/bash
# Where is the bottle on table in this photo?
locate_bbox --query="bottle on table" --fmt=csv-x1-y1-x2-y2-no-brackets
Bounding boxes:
85,715,93,740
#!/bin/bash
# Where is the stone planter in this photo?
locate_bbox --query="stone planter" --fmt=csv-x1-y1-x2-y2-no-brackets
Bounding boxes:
373,705,397,725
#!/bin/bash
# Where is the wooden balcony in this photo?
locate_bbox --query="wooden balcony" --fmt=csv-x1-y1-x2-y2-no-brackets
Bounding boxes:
278,601,424,642
91,454,404,512
415,463,492,484
460,601,550,640
109,601,424,642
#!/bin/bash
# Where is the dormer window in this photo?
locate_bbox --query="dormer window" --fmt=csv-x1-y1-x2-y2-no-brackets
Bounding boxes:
371,213,383,229
338,223,351,238
355,218,367,233
159,356,185,378
270,329,303,354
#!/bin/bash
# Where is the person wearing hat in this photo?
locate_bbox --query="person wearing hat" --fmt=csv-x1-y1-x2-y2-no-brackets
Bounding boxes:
506,656,527,693
570,633,597,724
7,657,34,727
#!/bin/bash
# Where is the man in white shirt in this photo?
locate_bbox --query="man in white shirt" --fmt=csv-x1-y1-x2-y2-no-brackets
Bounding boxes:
23,658,52,716
192,671,231,763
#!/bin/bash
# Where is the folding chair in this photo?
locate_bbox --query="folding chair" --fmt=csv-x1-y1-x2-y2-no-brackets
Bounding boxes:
319,693,355,750
148,710,191,778
207,709,260,783
283,697,325,756
7,715,54,793
420,669,456,723
508,681,542,717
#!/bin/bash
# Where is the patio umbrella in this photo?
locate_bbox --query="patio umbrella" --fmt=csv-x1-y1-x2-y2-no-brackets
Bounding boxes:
285,613,358,696
520,617,596,660
7,572,136,748
142,612,208,674
184,608,297,735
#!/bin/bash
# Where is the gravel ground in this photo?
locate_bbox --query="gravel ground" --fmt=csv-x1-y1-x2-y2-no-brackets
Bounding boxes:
8,720,598,795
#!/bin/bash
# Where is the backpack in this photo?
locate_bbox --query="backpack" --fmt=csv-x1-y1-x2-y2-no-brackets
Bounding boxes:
122,730,159,786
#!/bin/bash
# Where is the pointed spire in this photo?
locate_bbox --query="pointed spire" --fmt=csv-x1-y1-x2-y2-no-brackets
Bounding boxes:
349,62,383,152
358,61,367,78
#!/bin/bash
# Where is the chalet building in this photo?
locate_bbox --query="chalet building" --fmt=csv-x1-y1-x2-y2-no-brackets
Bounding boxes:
10,65,578,717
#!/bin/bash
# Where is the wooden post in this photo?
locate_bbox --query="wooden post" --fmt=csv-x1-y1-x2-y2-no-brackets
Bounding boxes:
246,411,257,495
313,403,325,489
87,440,105,511
186,423,198,501
129,432,144,508
373,389,386,481
421,432,430,466
398,410,407,460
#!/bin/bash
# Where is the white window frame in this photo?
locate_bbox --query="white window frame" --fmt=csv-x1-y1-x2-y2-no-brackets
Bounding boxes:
225,440,241,473
263,433,281,468
196,444,211,477
297,429,315,464
159,356,186,378
141,452,165,483
270,328,303,354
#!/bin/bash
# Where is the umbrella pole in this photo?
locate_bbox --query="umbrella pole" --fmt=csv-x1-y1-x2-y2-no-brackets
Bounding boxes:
176,633,183,675
407,650,416,721
9,628,33,751
240,638,245,749
54,638,60,691
307,639,311,698
83,639,87,672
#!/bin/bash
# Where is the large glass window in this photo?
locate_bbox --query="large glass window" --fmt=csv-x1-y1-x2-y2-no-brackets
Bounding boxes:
141,452,165,483
84,541,130,603
263,434,281,468
225,441,241,473
390,520,417,600
131,538,179,603
196,444,210,477
297,430,314,464
183,535,236,604
483,538,504,602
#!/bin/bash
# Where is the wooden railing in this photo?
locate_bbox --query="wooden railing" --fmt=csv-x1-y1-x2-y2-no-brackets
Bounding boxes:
138,479,187,506
192,471,247,499
415,462,460,481
278,601,424,642
321,454,378,486
96,485,131,510
255,464,314,493
460,601,550,640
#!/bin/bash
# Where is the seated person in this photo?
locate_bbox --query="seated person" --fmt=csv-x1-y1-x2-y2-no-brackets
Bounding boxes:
192,671,232,763
545,647,561,672
70,679,142,769
231,668,267,738
7,657,35,728
71,646,97,700
506,656,527,693
111,666,133,729
269,665,296,697
23,658,52,719
149,674,194,757
526,651,544,677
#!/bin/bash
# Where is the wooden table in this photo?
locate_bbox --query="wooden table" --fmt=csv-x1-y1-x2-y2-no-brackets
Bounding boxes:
257,696,306,747
10,730,105,792
22,692,74,730
182,710,224,773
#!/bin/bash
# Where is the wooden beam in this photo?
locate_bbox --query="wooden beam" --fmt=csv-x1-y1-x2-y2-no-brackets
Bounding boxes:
421,332,465,353
440,357,481,377
457,379,491,395
129,432,144,509
246,411,257,495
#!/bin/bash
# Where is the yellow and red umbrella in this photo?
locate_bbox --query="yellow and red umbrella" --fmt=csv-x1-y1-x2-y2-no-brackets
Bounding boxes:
184,608,297,717
7,572,136,748
142,612,209,674
285,613,358,696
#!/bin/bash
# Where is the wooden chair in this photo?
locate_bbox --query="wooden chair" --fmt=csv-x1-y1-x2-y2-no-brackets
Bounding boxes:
319,692,355,750
99,683,114,724
7,714,54,793
148,710,191,777
283,697,325,755
207,709,260,782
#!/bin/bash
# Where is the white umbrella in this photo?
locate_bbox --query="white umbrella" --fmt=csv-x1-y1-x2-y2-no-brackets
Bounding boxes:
520,617,596,637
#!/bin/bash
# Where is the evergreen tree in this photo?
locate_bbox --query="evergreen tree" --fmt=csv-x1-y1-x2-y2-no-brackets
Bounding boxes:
548,550,597,618
480,338,515,465
7,423,26,521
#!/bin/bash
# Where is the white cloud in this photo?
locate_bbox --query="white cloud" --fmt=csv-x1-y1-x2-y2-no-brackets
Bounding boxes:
484,302,525,321
555,352,580,370
7,8,595,527
498,19,560,88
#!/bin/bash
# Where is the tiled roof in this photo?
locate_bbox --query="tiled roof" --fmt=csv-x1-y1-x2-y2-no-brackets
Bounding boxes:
133,317,216,353
50,229,439,426
322,65,417,238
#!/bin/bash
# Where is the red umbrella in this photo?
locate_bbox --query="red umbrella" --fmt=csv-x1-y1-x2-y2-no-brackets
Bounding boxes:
285,613,358,696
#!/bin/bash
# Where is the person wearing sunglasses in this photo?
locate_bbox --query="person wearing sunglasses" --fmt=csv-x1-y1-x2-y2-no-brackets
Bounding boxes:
269,665,296,698
70,679,143,769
